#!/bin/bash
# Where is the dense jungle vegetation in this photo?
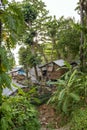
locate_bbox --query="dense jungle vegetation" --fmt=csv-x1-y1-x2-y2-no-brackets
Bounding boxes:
0,0,87,129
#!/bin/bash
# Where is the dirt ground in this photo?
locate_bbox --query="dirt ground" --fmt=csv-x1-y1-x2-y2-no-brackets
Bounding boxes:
38,104,70,130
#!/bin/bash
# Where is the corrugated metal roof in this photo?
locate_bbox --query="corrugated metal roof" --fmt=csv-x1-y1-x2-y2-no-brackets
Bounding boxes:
53,59,65,67
39,59,65,68
11,66,23,73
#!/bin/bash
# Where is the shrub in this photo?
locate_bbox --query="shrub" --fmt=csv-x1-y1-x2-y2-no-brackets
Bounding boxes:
48,69,87,115
70,108,87,130
1,95,40,130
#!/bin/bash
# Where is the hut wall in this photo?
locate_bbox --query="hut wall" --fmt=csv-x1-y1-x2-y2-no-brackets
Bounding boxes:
48,64,66,80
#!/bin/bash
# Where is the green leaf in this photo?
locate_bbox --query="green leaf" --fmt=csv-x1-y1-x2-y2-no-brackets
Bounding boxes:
68,69,77,87
64,61,71,69
1,118,8,130
69,93,80,101
3,0,8,4
62,97,69,113
2,102,11,112
58,88,66,101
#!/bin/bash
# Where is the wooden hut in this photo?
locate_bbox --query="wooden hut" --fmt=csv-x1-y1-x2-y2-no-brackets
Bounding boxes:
39,59,66,81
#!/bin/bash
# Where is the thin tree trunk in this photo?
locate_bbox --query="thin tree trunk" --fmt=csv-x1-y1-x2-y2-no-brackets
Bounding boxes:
0,4,2,129
35,40,48,63
25,65,30,87
84,1,87,69
51,38,61,61
50,38,55,61
0,19,2,106
34,65,39,81
30,44,39,81
55,42,61,59
80,0,84,71
41,47,48,63
0,20,1,45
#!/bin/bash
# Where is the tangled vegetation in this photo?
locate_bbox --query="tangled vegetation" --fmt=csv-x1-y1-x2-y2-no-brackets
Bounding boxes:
70,108,87,130
1,95,40,130
0,0,87,129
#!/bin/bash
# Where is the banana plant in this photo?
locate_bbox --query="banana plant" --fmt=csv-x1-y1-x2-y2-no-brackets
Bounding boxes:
48,69,87,114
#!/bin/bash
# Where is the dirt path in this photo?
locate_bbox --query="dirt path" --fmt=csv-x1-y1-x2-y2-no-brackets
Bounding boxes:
38,104,70,130
41,126,69,130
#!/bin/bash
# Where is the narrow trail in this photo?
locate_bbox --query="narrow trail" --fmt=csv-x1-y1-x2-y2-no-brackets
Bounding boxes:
38,104,70,130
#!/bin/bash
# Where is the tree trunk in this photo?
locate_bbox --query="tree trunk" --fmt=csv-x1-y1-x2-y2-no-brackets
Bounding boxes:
34,65,39,81
25,66,30,87
0,19,2,106
35,41,48,63
80,0,84,71
41,47,48,63
50,38,55,61
0,7,2,129
0,20,1,45
51,37,61,61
